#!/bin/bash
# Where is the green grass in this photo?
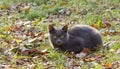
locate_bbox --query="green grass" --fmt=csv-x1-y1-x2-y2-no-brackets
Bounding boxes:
0,0,120,68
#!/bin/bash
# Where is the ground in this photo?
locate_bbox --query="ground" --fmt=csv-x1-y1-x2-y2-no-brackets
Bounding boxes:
0,0,120,69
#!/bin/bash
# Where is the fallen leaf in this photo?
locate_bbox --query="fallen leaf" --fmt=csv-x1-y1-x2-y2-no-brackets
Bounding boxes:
21,48,40,56
103,22,111,28
26,30,35,36
20,4,31,13
67,52,75,58
76,52,87,58
5,26,11,32
85,57,95,62
28,38,37,43
104,63,112,69
27,64,36,69
95,54,105,59
40,49,49,55
60,2,68,6
103,31,109,36
14,26,22,31
82,48,90,53
0,47,4,52
1,3,7,9
115,49,120,54
91,23,100,30
0,34,4,38
13,38,22,43
10,47,21,54
109,49,115,53
21,50,30,56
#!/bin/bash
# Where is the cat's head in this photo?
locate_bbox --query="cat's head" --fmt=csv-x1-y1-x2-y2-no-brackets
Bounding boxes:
48,24,68,47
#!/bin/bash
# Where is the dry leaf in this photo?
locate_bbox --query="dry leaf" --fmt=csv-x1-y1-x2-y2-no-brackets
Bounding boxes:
85,57,95,62
21,48,40,56
103,22,111,28
115,49,120,54
109,49,115,53
5,27,11,32
103,31,109,36
60,2,68,6
1,3,7,9
95,54,105,59
20,5,31,13
91,23,100,30
0,47,4,52
14,26,22,31
66,52,75,58
40,49,49,55
104,63,112,69
13,38,22,43
82,48,90,53
76,52,87,58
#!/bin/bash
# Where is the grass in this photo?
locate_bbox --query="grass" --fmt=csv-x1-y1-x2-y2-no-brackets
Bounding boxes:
0,0,120,68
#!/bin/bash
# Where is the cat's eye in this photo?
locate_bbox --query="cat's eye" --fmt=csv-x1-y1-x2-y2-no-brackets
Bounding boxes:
61,36,64,38
53,35,57,38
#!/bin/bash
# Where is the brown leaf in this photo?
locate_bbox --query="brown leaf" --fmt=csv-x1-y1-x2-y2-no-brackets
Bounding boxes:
16,60,24,65
0,47,4,52
14,26,22,31
92,46,101,51
26,30,35,36
67,52,75,58
40,49,49,55
85,57,95,62
103,21,111,28
103,31,109,36
4,39,10,44
21,48,40,56
95,54,105,59
35,32,44,37
91,23,100,30
104,63,112,69
82,48,90,53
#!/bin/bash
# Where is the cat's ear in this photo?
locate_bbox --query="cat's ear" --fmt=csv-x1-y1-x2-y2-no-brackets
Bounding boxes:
49,24,55,33
62,24,68,32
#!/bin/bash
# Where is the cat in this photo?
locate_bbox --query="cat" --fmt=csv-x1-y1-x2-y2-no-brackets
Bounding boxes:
49,24,103,54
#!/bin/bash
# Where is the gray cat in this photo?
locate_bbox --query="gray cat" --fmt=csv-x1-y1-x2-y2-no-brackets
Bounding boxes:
49,24,103,54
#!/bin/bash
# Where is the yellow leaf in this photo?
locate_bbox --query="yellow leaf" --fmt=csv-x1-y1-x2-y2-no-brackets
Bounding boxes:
1,3,7,9
109,49,115,53
60,2,68,6
0,35,4,38
14,39,22,43
5,27,11,31
34,19,40,25
21,5,31,13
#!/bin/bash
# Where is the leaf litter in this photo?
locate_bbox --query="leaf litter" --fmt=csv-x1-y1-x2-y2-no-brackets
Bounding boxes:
0,1,120,69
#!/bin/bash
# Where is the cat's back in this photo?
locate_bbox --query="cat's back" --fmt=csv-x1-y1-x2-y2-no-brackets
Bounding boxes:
68,25,100,36
68,25,102,49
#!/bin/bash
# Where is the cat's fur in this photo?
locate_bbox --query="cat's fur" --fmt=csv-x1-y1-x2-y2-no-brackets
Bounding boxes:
49,24,103,54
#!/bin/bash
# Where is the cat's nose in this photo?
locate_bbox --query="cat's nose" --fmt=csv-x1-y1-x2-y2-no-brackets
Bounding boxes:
56,39,62,45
